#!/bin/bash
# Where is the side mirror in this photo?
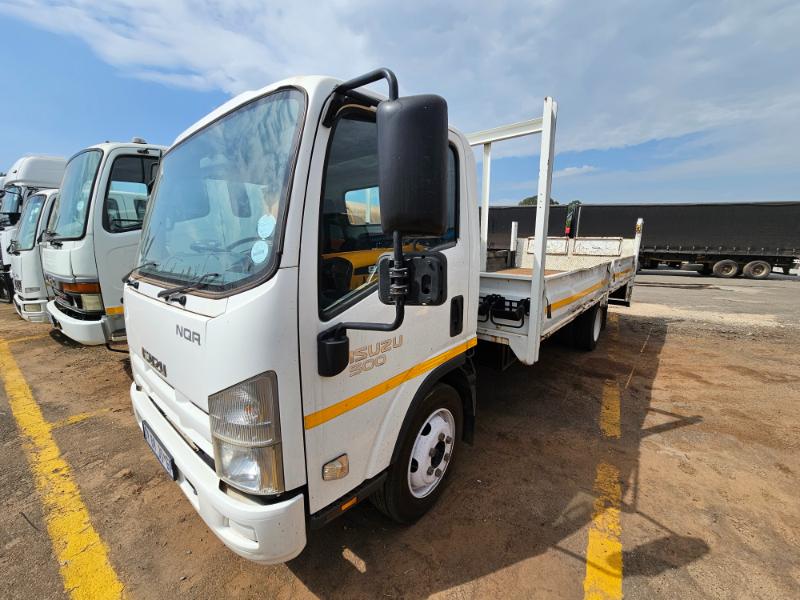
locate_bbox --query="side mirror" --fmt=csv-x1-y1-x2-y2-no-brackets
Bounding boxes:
377,94,449,236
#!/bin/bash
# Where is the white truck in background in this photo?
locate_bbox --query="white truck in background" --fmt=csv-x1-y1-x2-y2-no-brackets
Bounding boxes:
124,69,641,564
40,140,164,345
0,156,66,302
8,189,59,321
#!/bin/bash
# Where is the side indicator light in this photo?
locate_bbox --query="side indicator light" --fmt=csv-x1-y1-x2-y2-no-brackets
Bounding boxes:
322,454,349,481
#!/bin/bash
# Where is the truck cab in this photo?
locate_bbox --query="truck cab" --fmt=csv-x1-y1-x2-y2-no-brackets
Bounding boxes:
0,156,66,302
9,189,59,321
40,140,164,345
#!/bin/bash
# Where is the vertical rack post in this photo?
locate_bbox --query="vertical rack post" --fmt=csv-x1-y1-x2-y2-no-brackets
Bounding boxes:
479,143,492,272
525,97,558,365
633,217,644,271
509,220,519,267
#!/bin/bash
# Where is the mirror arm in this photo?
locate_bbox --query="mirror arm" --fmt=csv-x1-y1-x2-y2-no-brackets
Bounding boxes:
333,67,398,101
319,230,407,341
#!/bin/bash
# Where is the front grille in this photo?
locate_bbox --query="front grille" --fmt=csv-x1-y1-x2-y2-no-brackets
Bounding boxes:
54,297,103,321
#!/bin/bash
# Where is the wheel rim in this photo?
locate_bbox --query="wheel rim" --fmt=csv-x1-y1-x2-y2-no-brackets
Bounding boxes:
752,263,767,277
407,408,455,498
721,264,735,276
593,308,602,342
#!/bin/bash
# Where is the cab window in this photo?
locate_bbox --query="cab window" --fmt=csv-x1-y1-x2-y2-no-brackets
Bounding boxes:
103,155,159,232
319,109,458,318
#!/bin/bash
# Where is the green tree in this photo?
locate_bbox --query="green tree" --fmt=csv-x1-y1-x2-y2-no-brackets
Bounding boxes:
518,195,559,206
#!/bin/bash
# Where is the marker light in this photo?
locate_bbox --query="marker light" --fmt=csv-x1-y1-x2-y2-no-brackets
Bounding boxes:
322,454,349,481
209,372,284,495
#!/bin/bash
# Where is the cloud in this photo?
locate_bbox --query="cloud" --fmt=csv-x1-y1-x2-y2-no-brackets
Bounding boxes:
2,0,799,182
554,165,598,179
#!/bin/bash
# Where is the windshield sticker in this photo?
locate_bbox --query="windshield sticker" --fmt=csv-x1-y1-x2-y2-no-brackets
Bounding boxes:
250,240,270,264
257,214,277,239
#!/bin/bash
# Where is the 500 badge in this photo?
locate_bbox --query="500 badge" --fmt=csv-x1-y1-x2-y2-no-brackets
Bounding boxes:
349,336,403,377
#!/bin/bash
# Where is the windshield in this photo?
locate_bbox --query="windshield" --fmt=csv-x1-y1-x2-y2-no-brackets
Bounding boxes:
16,194,46,251
138,88,305,293
0,185,22,214
51,150,102,239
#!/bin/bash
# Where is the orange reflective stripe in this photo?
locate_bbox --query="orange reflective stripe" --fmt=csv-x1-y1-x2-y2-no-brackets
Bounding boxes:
304,337,477,430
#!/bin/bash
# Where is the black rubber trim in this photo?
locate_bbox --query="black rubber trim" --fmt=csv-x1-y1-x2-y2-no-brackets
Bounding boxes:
308,471,388,530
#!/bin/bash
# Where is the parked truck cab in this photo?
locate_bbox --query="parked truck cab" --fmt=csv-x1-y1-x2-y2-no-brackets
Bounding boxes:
0,156,66,302
8,189,59,321
125,70,640,564
40,140,165,345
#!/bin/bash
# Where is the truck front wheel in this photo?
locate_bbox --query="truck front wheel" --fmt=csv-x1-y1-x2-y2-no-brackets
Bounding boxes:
712,259,739,278
372,383,463,523
742,260,771,280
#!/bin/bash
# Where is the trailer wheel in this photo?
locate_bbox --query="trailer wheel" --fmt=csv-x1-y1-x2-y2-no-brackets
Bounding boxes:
712,259,739,278
742,260,771,280
574,303,603,351
372,383,463,523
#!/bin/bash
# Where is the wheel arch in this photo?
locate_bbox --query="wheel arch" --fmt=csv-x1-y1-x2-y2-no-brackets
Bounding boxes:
387,352,476,468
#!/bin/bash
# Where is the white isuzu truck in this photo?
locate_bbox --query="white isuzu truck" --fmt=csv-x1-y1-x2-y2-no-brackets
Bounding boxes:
1,155,66,302
8,189,59,321
40,140,164,345
124,69,641,564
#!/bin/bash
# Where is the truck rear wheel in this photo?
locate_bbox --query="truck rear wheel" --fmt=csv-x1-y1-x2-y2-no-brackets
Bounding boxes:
712,259,739,278
742,260,771,280
574,303,603,351
372,383,463,523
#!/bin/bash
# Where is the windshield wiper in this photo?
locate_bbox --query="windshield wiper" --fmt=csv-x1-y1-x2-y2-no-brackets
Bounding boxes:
157,272,221,300
121,261,159,283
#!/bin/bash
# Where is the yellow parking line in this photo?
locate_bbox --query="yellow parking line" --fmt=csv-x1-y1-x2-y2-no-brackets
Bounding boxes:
599,380,621,439
583,462,623,600
0,340,125,599
583,325,624,599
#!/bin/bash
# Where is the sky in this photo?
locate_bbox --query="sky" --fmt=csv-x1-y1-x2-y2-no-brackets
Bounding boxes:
0,0,798,205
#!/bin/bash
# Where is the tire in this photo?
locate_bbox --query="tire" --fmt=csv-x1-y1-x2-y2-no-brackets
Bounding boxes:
712,259,739,278
573,303,603,351
742,260,771,280
372,383,463,523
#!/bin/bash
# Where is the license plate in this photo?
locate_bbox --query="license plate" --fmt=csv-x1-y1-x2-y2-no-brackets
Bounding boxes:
143,421,177,480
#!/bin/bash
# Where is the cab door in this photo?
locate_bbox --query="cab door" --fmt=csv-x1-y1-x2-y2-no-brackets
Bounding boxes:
297,105,474,515
92,149,160,318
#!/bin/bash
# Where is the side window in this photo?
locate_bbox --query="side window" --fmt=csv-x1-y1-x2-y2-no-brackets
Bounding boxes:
319,109,458,317
103,155,159,232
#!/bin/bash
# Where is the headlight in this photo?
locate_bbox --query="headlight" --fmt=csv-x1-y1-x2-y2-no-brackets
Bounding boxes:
209,372,284,495
80,293,104,312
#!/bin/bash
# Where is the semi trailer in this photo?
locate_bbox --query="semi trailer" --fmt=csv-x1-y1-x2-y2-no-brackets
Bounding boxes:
7,189,59,322
124,69,641,564
0,155,66,301
575,202,799,278
40,140,164,345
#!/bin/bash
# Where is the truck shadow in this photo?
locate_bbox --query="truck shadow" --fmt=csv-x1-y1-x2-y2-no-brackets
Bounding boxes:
286,312,708,598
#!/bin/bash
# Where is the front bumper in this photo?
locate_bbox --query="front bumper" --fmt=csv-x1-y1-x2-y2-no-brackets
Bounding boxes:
47,300,108,345
14,294,50,323
130,383,307,564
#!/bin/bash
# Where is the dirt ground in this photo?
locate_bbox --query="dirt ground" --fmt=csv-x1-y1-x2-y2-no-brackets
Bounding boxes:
1,272,799,599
